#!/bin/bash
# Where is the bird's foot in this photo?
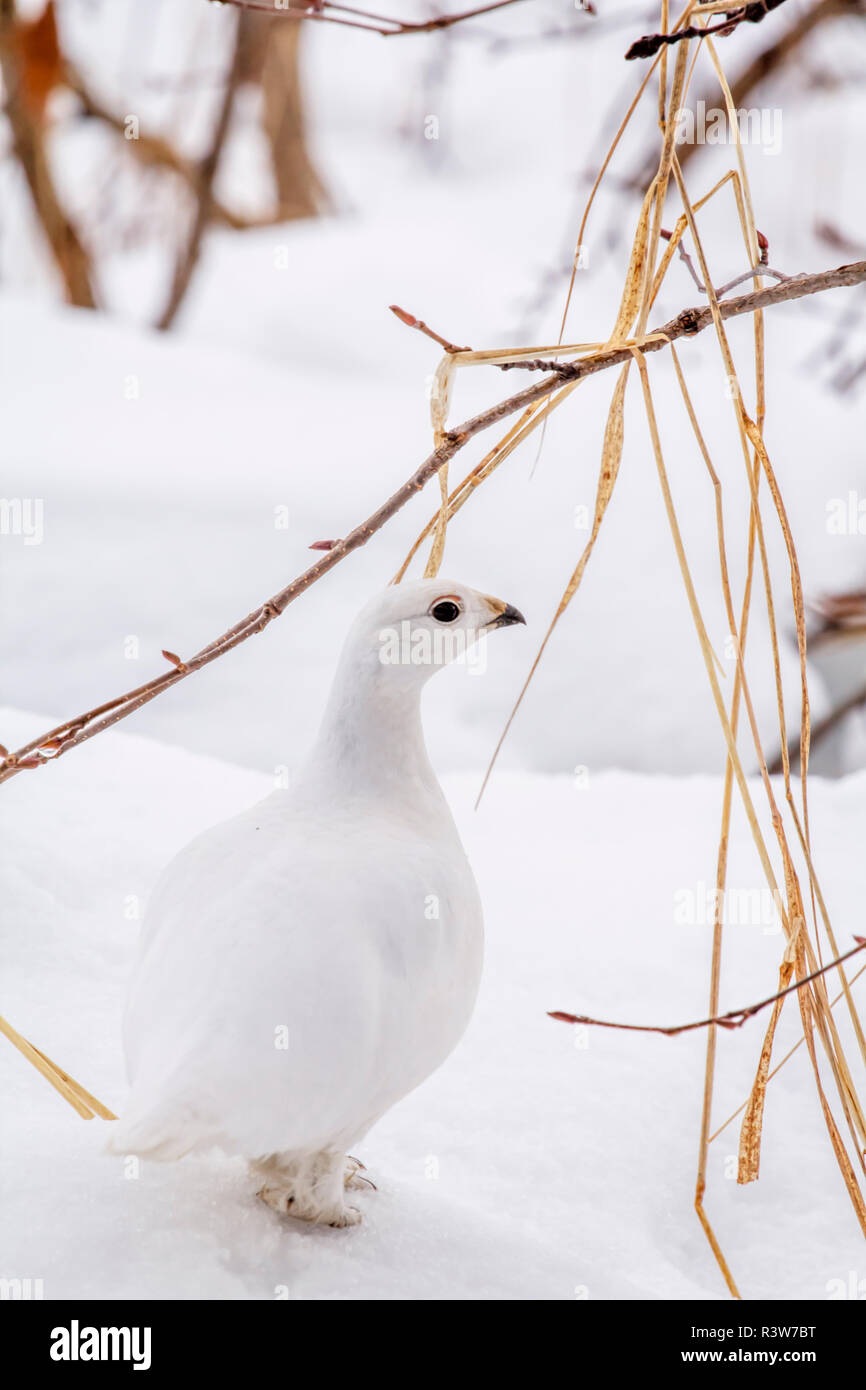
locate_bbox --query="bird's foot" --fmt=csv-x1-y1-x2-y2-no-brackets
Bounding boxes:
256,1182,362,1228
257,1183,296,1216
344,1155,376,1192
253,1149,367,1227
326,1203,363,1228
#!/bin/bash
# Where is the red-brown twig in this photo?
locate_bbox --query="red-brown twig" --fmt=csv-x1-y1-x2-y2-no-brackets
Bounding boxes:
390,304,471,353
626,0,788,61
1,260,864,787
550,938,866,1036
658,226,782,299
212,0,532,39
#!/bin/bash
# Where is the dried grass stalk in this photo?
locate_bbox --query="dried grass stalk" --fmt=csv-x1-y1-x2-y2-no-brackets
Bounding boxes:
0,1013,115,1121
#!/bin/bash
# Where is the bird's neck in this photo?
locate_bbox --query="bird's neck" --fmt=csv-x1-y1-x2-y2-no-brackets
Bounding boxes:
298,647,445,810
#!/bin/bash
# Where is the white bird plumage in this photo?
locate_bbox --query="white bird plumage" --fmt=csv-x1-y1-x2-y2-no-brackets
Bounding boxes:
108,579,525,1226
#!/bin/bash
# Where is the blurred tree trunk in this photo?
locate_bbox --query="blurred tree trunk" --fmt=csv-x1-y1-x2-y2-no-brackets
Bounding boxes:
237,10,328,222
0,0,97,307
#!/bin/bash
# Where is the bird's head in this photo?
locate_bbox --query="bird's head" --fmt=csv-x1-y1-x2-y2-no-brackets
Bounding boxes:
346,579,526,686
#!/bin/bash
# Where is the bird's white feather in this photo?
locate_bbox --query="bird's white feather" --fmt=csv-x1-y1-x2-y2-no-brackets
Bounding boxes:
108,579,523,1222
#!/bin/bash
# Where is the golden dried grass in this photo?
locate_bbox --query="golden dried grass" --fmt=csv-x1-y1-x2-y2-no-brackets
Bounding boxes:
396,0,866,1296
0,1012,115,1120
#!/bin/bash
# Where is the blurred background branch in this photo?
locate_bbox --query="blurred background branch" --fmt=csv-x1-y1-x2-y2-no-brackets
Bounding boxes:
214,0,536,40
0,0,97,304
0,0,329,325
155,12,246,329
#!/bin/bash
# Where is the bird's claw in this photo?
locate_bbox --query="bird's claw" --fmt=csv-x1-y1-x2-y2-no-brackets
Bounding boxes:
344,1155,376,1191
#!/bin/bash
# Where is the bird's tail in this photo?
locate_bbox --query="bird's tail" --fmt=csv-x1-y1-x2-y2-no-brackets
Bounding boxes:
105,1086,211,1161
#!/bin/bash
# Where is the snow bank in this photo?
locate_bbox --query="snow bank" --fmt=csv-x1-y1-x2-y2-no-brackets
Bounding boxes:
1,708,863,1300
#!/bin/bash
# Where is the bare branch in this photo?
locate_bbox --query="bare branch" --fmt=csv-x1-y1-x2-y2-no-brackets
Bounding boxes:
64,62,253,231
494,261,866,374
626,0,788,61
156,18,247,330
1,258,864,787
212,0,533,38
549,938,866,1036
389,303,471,353
657,225,782,298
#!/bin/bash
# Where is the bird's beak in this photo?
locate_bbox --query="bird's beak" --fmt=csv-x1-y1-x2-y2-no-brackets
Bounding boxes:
482,596,526,630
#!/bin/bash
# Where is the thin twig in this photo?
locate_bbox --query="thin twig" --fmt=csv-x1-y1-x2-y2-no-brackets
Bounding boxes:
494,260,864,375
708,962,866,1142
1,259,864,787
156,17,247,330
389,304,471,353
658,224,784,297
626,0,788,61
64,62,253,231
214,0,532,39
549,938,866,1037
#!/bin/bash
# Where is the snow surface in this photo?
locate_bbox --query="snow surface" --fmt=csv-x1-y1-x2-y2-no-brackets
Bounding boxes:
1,706,864,1300
2,2,866,778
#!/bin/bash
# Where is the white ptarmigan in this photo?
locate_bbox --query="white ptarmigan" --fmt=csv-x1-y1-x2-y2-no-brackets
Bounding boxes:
108,579,525,1226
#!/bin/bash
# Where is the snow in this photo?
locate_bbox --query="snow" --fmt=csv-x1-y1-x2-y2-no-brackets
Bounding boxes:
1,706,864,1300
3,3,866,780
3,286,866,783
2,0,866,1302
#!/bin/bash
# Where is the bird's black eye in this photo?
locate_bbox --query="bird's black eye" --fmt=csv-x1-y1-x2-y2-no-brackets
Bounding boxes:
431,598,461,624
